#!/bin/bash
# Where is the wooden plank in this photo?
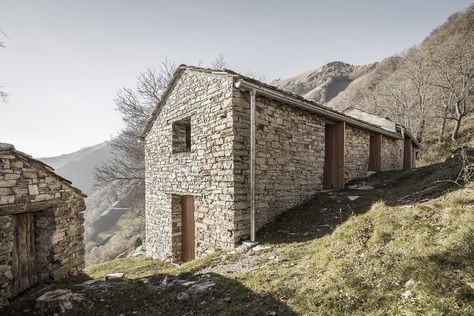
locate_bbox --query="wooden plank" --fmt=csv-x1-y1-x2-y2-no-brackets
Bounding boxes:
10,215,19,297
181,196,195,262
0,198,61,216
10,213,37,298
324,124,335,189
27,213,37,285
18,213,29,292
334,122,346,189
369,134,382,171
324,122,345,189
403,139,412,170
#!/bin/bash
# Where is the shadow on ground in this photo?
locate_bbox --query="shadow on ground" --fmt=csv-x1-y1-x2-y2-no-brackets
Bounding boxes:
1,271,297,315
258,154,463,244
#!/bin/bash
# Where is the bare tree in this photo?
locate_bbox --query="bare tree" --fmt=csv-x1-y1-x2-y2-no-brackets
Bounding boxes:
434,87,456,142
0,28,8,102
95,60,176,186
211,53,227,70
378,48,436,142
431,35,474,140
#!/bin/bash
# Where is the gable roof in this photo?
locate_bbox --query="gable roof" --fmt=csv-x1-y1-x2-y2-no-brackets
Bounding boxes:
139,65,419,147
0,143,86,197
343,108,398,134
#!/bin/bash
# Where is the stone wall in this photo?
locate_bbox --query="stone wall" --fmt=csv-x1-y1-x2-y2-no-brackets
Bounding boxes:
144,69,412,261
0,146,85,306
232,91,326,239
345,125,370,182
382,136,404,171
144,70,236,260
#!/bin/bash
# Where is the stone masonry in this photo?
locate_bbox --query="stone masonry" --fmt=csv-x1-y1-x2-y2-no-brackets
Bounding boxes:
232,91,326,238
143,66,418,261
382,136,404,170
0,144,85,307
145,71,236,260
345,126,370,181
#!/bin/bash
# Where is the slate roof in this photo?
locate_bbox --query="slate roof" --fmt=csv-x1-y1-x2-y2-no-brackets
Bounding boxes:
0,143,86,197
140,65,419,147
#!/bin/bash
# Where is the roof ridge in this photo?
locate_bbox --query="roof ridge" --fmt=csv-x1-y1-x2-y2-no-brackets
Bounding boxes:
1,144,87,197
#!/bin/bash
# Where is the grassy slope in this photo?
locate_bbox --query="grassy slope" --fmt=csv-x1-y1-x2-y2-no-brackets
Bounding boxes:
3,156,474,315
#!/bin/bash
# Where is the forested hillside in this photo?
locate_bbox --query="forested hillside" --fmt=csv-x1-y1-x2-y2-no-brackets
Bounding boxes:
276,5,474,158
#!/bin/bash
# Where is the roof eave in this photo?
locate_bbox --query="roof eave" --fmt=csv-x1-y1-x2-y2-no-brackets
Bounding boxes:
235,79,404,140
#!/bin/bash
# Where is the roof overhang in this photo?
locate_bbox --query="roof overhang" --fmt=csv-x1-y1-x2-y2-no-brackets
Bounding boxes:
234,79,405,141
139,65,419,148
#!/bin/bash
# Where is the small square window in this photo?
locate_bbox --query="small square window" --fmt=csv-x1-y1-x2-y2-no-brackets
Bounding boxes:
172,117,191,153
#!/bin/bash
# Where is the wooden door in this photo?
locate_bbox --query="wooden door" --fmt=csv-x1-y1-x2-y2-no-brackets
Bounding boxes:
11,213,37,297
403,139,412,170
369,134,382,171
324,122,345,189
181,196,195,262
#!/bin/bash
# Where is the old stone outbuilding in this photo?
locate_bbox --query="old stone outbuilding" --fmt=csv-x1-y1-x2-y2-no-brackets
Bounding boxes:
140,65,419,262
0,144,85,306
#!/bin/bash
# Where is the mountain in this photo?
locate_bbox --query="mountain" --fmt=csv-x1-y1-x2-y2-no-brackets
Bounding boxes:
272,61,376,105
39,142,113,196
4,149,474,315
272,4,474,153
39,142,144,265
84,179,144,265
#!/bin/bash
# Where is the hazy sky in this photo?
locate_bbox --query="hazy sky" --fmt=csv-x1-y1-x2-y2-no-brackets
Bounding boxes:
0,0,472,157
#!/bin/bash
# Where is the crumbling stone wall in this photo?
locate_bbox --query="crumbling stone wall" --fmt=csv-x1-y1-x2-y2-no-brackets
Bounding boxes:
382,136,404,170
232,91,326,239
345,126,370,182
144,70,236,260
0,146,85,306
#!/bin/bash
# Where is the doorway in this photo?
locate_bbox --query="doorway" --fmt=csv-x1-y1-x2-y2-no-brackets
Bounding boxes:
11,213,38,297
369,134,382,171
403,138,412,169
180,196,195,262
324,122,345,189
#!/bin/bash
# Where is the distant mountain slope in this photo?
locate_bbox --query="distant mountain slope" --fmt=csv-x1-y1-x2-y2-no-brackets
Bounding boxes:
39,142,144,265
84,179,144,265
38,142,113,195
272,61,376,105
327,56,402,111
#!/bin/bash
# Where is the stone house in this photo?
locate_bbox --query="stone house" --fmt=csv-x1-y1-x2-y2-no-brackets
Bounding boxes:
140,65,419,262
0,144,85,306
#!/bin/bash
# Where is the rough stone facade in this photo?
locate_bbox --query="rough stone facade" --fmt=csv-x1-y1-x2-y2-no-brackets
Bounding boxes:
144,71,236,260
143,67,417,262
345,126,371,181
0,144,85,307
382,136,404,171
232,91,326,237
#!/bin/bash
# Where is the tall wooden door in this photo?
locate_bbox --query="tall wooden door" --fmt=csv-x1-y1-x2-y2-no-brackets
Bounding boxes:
181,196,195,262
324,122,345,189
403,139,412,170
11,213,37,297
369,134,382,171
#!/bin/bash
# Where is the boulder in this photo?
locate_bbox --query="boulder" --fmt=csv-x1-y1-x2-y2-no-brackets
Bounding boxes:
105,273,125,281
35,289,84,314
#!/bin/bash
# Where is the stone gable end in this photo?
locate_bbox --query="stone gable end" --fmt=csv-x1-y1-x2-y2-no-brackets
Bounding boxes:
0,146,85,306
143,67,416,262
144,70,235,260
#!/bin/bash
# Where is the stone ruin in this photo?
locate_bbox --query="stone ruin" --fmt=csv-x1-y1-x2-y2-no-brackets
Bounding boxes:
0,143,85,307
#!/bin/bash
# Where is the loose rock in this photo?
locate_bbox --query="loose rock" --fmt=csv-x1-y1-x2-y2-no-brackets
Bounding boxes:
105,273,125,281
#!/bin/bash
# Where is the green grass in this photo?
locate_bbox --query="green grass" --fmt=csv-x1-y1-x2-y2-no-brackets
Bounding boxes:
3,156,474,315
84,257,173,280
234,187,474,315
74,186,474,315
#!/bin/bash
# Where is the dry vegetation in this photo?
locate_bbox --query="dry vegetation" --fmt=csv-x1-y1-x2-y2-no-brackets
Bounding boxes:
3,151,474,315
327,5,474,161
